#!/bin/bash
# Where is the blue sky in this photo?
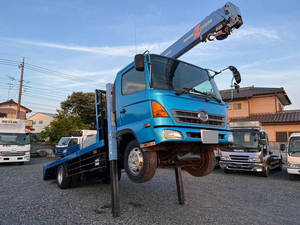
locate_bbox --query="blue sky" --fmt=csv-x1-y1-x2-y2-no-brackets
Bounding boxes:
0,0,300,114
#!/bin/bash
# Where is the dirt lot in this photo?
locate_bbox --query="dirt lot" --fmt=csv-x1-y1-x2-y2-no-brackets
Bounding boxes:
0,158,300,225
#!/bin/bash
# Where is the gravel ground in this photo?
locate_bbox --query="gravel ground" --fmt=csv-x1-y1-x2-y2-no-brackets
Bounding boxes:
0,158,300,225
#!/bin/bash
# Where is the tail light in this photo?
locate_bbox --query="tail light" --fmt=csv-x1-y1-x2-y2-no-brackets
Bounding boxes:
151,101,169,118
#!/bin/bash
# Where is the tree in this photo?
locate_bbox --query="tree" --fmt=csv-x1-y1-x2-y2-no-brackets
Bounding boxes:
40,114,88,144
60,92,96,129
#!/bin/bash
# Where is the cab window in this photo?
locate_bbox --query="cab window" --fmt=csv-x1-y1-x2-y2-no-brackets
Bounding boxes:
68,138,78,146
122,68,146,95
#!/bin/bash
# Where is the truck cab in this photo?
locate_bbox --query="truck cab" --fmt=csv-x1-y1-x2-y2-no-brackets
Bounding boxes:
115,54,240,182
284,133,300,180
219,121,282,177
55,130,97,157
0,119,30,164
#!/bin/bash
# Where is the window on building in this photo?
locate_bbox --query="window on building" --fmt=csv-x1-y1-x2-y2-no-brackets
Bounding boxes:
228,104,232,110
233,103,242,110
0,113,7,118
39,120,43,124
276,132,288,142
33,121,36,125
122,68,146,95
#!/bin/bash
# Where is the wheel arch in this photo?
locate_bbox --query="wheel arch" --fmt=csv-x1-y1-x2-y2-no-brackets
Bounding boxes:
117,129,138,168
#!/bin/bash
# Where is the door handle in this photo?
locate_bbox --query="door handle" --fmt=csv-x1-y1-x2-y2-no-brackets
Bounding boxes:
120,109,126,114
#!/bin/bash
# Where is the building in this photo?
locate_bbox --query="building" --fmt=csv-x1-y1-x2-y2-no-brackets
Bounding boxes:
220,86,300,143
28,112,56,133
0,99,32,120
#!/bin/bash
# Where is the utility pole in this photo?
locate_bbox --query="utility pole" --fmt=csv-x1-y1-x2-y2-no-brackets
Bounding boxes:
16,57,24,119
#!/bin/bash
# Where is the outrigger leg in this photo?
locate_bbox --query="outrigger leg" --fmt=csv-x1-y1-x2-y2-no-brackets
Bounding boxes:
110,160,120,217
175,167,185,205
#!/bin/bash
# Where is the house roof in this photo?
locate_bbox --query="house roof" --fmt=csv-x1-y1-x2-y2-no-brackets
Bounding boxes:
220,86,291,105
230,110,300,124
28,112,56,119
0,99,32,113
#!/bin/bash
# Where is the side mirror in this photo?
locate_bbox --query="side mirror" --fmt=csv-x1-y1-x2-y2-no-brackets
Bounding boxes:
229,66,241,84
280,144,285,152
134,54,144,71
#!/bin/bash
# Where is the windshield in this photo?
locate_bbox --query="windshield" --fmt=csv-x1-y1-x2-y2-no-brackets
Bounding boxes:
0,133,30,145
289,137,300,153
229,130,260,150
57,137,70,146
150,55,222,101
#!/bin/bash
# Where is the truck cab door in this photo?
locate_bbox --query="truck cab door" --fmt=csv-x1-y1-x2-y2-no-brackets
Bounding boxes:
115,66,152,135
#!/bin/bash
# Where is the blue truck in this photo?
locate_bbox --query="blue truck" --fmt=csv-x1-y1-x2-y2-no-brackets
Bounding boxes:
44,1,243,195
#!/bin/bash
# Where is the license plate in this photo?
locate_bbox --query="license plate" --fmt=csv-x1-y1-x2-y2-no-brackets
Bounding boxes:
201,130,218,144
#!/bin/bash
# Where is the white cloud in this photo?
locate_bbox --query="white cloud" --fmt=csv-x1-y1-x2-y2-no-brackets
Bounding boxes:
230,27,280,40
12,39,173,57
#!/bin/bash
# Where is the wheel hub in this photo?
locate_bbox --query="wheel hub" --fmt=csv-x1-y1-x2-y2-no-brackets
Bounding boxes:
57,167,63,184
128,147,144,175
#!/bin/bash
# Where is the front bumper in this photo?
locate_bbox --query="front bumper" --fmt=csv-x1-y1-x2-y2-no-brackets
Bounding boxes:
0,155,30,163
152,126,231,145
220,160,264,172
287,168,300,175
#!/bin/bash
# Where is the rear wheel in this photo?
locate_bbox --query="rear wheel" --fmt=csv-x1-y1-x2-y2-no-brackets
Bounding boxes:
262,165,270,177
124,140,157,183
57,165,71,189
101,166,122,184
183,151,216,177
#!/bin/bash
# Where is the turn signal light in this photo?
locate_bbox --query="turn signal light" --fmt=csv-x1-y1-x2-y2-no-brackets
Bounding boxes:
152,101,169,118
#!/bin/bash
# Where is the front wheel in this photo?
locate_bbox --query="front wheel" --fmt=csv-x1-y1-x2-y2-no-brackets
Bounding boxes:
262,165,270,177
183,151,216,177
289,174,297,180
124,140,157,183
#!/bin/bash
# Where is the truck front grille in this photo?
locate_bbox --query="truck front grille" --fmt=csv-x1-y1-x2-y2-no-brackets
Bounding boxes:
229,155,249,161
172,110,225,127
1,151,25,156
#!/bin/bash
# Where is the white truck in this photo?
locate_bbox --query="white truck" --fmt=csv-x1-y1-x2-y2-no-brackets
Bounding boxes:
0,118,30,164
55,130,97,157
282,133,300,180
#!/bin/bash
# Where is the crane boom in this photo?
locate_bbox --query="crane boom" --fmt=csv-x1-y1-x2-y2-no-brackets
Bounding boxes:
161,2,243,59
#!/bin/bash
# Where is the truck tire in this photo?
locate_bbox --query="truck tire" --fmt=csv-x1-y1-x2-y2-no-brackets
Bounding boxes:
289,174,296,180
57,165,71,189
124,140,157,183
262,165,270,177
224,168,231,174
183,151,216,177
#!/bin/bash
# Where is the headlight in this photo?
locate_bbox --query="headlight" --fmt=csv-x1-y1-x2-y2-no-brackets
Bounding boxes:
163,129,183,140
25,150,30,155
228,134,233,142
288,163,299,168
249,158,260,162
63,150,67,154
221,156,230,161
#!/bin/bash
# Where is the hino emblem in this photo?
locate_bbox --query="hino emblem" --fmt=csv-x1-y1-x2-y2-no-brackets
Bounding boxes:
198,111,208,121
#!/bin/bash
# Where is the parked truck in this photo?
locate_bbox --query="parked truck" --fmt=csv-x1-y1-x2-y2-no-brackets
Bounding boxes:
55,130,97,157
281,133,300,180
0,118,30,164
44,2,243,188
220,121,282,176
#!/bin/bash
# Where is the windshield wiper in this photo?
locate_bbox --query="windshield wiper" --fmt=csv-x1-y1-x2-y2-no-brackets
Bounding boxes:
175,87,221,103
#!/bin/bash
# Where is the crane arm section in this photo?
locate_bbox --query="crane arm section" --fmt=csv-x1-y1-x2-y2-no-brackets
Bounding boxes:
161,2,243,59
